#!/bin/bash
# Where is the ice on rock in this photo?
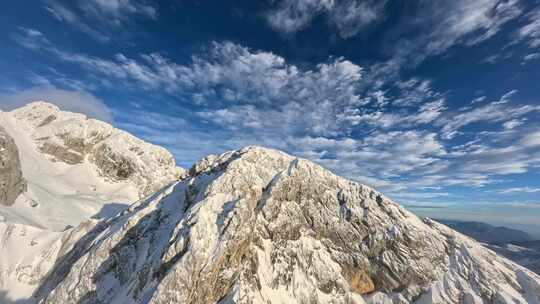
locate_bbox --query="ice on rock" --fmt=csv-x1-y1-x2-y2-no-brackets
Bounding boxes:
0,101,185,302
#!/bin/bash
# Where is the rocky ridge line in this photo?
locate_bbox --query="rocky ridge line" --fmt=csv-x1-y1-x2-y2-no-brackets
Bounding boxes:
11,101,184,198
32,146,540,304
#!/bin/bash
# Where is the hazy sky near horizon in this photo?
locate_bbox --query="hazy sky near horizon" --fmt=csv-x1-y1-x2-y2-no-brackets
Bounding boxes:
407,204,540,238
1,0,540,213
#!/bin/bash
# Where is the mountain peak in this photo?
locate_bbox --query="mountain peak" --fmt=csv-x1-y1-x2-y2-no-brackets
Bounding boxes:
33,146,540,304
9,101,184,198
17,100,60,110
11,101,64,127
189,145,293,176
15,100,61,112
0,101,185,233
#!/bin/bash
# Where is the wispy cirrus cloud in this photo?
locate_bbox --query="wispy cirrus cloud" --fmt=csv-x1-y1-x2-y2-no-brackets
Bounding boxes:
498,187,540,194
438,90,540,139
82,0,157,22
420,0,522,55
44,0,157,42
12,27,51,50
12,27,540,196
265,0,523,70
45,1,110,42
522,52,540,64
265,0,387,38
515,8,540,48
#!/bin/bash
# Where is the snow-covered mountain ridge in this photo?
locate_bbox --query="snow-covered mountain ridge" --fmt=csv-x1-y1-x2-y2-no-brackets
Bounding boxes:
0,101,185,302
0,101,184,231
30,146,540,303
11,101,184,198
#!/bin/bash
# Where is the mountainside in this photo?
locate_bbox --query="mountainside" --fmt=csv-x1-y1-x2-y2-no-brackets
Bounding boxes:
28,146,540,304
10,101,184,199
0,101,184,302
0,101,184,231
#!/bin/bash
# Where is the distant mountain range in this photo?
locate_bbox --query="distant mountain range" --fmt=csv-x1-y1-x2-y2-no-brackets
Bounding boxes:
436,218,540,275
435,219,533,244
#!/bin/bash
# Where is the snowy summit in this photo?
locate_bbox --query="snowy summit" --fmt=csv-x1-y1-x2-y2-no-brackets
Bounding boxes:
32,146,540,303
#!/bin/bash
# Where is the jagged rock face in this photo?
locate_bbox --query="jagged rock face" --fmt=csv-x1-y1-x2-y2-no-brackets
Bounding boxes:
11,101,184,198
33,147,540,304
0,126,26,206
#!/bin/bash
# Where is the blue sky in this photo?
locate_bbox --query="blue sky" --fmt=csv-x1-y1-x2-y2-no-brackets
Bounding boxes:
1,0,540,231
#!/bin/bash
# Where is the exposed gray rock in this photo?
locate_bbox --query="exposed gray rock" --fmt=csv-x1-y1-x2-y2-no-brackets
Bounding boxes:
32,147,540,304
0,126,26,206
11,101,184,198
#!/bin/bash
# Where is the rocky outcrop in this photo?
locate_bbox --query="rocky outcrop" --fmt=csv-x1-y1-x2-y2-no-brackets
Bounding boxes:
0,126,26,206
32,147,540,304
11,101,184,198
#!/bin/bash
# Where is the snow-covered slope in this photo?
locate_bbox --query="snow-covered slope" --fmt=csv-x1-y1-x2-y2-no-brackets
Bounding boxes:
11,101,184,199
0,101,184,231
0,101,184,302
25,146,540,304
0,222,63,300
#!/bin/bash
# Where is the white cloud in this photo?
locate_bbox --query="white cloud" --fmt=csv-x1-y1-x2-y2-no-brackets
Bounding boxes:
82,0,157,22
22,38,365,136
271,130,450,192
0,86,113,122
340,98,446,130
503,119,526,129
15,32,540,197
359,0,524,80
520,131,540,147
522,52,540,64
439,90,540,139
189,48,362,137
498,187,540,194
516,8,540,48
45,1,110,42
447,135,540,177
409,99,446,124
266,0,523,48
483,54,501,64
44,0,157,41
388,191,450,202
265,0,386,38
328,0,387,38
423,0,522,55
266,0,332,33
12,27,51,50
384,79,443,107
